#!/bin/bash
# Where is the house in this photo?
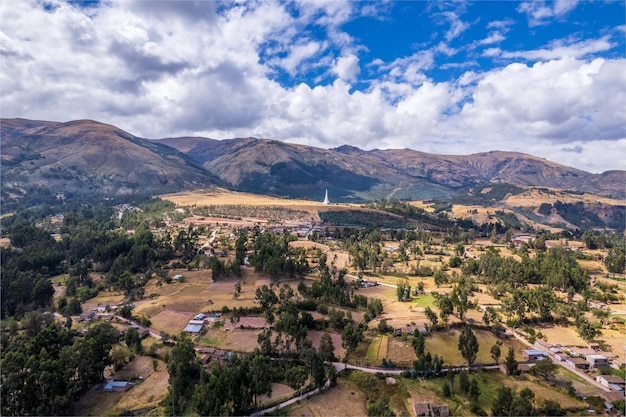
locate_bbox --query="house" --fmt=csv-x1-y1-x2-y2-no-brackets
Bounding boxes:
587,354,610,369
565,357,590,371
596,375,626,390
188,320,205,326
194,313,206,321
499,362,534,375
183,323,203,333
414,403,449,417
611,358,626,370
104,381,132,392
172,274,182,281
554,353,569,362
522,350,548,362
79,310,96,322
129,325,150,338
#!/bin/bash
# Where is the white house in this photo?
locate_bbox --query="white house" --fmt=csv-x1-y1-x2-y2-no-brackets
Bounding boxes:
596,375,626,390
587,354,610,369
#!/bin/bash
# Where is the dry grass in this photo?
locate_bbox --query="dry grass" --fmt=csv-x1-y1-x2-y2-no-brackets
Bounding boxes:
161,188,335,214
503,188,626,207
220,329,261,352
533,324,586,347
286,379,368,417
387,337,417,367
424,329,527,366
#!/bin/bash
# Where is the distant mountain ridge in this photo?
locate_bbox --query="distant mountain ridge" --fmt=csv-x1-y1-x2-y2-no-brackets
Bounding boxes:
1,118,222,205
155,135,625,201
2,118,624,207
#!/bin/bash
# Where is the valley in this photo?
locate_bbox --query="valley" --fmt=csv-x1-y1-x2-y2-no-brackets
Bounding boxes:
2,188,624,416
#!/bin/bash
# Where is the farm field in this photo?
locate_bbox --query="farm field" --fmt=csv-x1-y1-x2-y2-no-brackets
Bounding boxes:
286,379,368,417
423,329,527,366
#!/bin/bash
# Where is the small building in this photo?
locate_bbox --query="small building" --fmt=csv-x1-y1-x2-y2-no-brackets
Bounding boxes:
183,323,203,333
104,381,132,392
554,353,569,362
596,375,626,390
79,310,96,322
587,354,610,369
194,313,206,321
522,350,548,362
188,320,205,326
172,274,182,281
611,358,625,370
566,357,590,371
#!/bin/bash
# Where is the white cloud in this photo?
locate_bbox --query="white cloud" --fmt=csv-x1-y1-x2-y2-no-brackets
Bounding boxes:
501,36,614,60
517,0,580,26
1,0,624,174
478,31,505,45
332,54,360,83
277,41,324,75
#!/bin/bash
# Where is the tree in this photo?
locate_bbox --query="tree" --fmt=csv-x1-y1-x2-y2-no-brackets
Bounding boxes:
318,332,336,362
529,358,558,380
396,279,410,301
605,246,626,274
424,306,438,329
459,370,469,393
512,387,536,416
468,378,480,403
505,347,518,375
433,269,448,287
491,386,513,417
249,351,272,409
458,326,479,368
285,366,308,396
125,327,143,354
490,342,501,365
367,393,395,417
411,331,425,356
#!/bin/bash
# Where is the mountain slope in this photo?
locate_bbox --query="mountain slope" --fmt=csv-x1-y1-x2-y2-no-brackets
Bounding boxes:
156,136,625,201
1,118,221,204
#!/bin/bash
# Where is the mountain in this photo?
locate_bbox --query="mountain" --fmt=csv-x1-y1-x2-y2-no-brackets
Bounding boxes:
3,118,624,211
156,136,625,201
1,118,221,206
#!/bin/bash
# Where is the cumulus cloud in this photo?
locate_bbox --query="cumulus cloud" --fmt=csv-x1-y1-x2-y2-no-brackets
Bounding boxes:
1,0,624,173
332,54,360,82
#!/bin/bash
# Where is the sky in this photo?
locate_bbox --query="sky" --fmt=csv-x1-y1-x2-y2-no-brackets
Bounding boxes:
1,0,625,173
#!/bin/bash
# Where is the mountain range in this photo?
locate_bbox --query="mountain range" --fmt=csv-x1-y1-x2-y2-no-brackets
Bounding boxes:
2,118,625,207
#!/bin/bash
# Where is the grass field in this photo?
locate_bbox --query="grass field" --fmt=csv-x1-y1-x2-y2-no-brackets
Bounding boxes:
412,295,435,308
364,335,389,366
286,379,368,417
423,329,527,366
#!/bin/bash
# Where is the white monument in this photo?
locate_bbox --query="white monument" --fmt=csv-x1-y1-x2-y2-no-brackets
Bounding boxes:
323,189,330,205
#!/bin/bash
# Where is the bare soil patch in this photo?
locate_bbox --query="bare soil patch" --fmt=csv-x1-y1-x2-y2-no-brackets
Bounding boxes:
220,329,261,352
149,309,195,334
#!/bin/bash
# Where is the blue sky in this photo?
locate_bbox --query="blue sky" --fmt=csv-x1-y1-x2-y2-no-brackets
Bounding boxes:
1,0,625,173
